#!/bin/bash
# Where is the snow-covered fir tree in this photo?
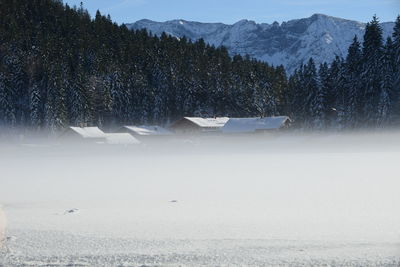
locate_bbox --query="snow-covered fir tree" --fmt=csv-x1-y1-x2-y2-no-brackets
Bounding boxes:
377,37,396,126
344,36,363,128
0,72,16,127
302,59,320,128
392,16,400,120
29,83,42,128
361,16,384,127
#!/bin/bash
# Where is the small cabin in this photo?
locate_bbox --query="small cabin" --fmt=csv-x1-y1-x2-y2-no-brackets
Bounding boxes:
169,117,229,134
221,116,292,134
62,126,107,143
62,126,140,145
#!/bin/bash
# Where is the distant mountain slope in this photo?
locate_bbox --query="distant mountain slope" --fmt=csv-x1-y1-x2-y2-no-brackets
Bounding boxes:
128,14,394,73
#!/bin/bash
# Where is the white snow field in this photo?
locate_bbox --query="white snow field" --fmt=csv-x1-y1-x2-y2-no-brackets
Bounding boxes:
0,205,5,250
0,132,400,266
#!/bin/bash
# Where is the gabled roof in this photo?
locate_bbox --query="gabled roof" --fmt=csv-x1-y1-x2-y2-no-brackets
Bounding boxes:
183,117,229,128
222,116,291,133
105,133,140,144
122,125,173,136
69,127,107,138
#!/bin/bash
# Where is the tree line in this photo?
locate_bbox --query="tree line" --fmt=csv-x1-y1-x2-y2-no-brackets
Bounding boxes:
289,16,400,129
0,0,399,133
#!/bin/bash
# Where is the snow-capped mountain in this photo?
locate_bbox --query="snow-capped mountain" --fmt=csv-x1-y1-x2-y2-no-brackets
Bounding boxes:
127,14,394,73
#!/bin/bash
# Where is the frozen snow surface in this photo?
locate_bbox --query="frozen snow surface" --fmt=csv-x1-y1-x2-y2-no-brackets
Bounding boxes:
128,14,395,73
2,231,399,266
1,132,400,266
0,205,5,250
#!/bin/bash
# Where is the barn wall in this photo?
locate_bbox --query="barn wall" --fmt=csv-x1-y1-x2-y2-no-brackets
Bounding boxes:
170,119,201,133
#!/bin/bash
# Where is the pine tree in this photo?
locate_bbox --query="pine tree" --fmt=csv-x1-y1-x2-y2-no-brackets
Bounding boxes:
329,57,347,129
69,72,93,126
378,37,396,126
7,52,29,126
318,62,333,128
303,58,321,128
345,36,363,128
29,83,42,128
392,16,400,122
0,72,16,126
289,65,307,128
92,76,112,127
272,65,289,115
377,84,390,127
44,65,68,133
361,15,384,127
108,70,125,126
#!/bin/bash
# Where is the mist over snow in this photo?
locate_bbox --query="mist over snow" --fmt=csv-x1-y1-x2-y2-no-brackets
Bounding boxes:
1,132,400,265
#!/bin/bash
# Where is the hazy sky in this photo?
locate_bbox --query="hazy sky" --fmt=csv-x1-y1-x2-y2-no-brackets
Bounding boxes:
62,0,399,24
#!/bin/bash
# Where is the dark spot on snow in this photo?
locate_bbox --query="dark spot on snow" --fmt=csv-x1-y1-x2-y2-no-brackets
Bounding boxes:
65,208,79,214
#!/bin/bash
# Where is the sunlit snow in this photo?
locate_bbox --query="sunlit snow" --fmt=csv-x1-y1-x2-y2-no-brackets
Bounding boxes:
1,132,400,266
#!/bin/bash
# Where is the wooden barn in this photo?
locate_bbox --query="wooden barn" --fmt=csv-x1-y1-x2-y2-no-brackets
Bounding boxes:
62,127,140,145
104,133,140,145
169,117,229,133
62,126,107,143
221,116,291,134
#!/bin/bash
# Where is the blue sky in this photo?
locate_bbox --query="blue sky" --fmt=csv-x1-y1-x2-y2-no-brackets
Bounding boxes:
63,0,399,24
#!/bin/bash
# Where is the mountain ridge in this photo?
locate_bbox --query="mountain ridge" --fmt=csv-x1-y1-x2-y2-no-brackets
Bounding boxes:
127,14,395,73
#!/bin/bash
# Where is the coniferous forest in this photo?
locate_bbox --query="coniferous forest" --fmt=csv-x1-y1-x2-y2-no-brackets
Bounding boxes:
0,0,399,133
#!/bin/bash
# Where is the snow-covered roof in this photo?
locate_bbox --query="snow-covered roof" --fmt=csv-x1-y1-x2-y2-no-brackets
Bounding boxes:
105,133,140,145
183,117,229,128
222,116,291,133
66,127,139,144
69,127,107,138
122,126,173,136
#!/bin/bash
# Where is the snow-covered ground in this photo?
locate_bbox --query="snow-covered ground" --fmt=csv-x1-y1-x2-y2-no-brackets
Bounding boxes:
1,132,400,266
0,205,5,250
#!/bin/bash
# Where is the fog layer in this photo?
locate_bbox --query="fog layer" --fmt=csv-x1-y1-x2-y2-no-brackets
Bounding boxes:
0,132,399,264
